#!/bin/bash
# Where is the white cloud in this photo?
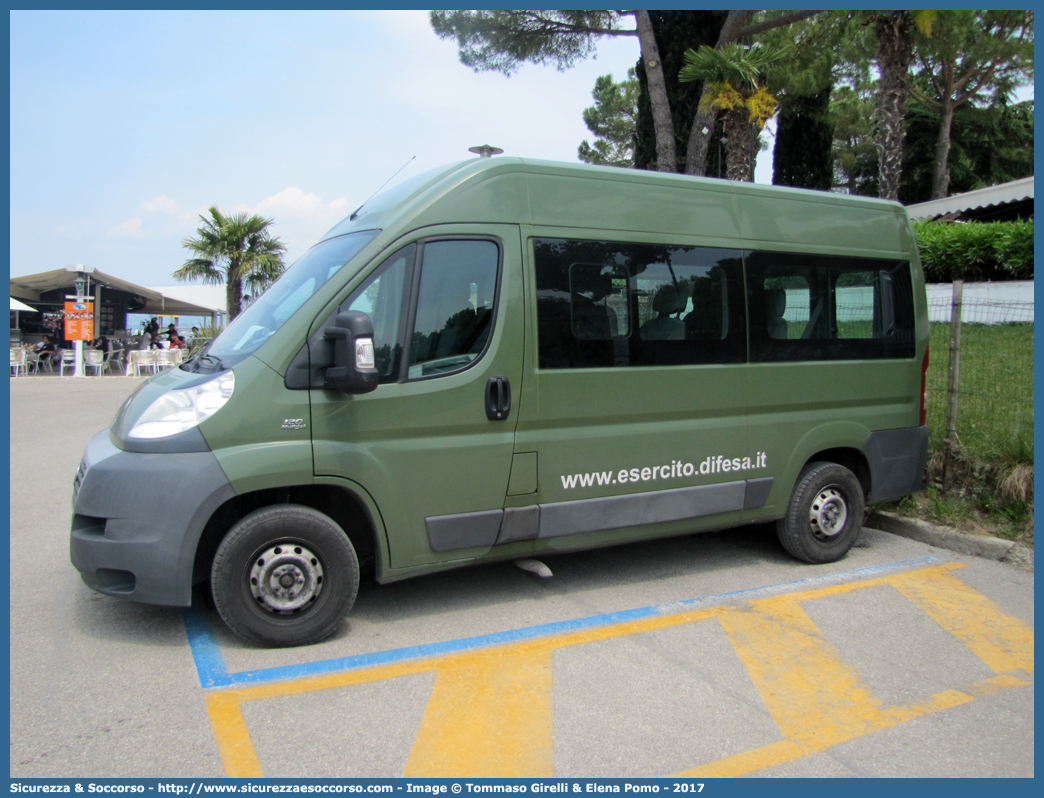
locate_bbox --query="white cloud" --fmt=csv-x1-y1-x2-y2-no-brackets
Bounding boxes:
114,188,349,268
142,194,180,215
142,195,204,223
349,9,433,43
243,187,350,225
107,217,143,238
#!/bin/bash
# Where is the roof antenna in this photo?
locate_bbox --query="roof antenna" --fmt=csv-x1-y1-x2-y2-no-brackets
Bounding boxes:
349,155,416,220
469,144,504,158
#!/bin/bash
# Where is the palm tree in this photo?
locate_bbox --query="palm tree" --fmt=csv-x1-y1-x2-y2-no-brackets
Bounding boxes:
678,42,789,182
174,207,287,320
869,11,936,200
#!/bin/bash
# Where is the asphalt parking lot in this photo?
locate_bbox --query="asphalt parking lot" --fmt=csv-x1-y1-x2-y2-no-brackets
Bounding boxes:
9,376,1035,779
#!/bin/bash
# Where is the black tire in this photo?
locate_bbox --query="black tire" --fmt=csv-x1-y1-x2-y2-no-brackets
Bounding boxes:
776,461,865,564
211,504,359,647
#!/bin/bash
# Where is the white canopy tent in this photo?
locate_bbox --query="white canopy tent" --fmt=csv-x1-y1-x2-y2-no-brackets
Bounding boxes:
11,267,220,318
10,296,38,343
11,265,224,347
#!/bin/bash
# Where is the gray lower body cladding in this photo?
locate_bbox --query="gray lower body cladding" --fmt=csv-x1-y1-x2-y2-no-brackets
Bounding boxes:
70,429,235,606
426,423,930,553
426,477,774,553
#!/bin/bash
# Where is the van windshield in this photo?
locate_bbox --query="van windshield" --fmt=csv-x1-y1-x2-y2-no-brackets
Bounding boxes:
202,230,379,367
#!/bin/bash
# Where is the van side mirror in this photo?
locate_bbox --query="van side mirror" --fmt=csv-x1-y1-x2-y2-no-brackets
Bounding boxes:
324,311,379,393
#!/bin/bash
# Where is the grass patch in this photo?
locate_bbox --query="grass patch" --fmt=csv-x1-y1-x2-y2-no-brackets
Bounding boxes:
925,321,1033,460
884,320,1033,543
887,486,1033,543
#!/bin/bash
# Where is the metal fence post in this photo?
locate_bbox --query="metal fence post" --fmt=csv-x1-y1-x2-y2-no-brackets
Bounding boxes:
942,280,964,489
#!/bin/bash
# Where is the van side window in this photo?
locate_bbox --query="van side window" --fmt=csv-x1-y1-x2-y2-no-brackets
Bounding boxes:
344,244,413,383
408,239,499,379
759,275,809,340
569,263,630,339
534,237,745,368
747,252,916,361
836,271,877,339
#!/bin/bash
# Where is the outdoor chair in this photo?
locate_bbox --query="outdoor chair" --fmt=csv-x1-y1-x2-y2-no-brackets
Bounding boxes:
84,349,105,376
106,345,124,375
153,349,173,371
59,348,77,376
28,351,52,373
133,349,155,377
10,348,27,377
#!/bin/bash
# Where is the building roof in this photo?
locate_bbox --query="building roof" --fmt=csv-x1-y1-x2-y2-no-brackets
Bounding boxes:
906,177,1034,222
10,267,219,316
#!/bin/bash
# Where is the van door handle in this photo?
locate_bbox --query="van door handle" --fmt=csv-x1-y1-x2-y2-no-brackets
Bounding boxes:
485,376,511,421
879,270,897,337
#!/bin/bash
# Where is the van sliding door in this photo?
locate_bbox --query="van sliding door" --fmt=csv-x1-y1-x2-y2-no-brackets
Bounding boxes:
509,234,759,548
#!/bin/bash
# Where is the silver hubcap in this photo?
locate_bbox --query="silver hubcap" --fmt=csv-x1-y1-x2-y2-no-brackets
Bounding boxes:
809,487,848,539
249,543,324,613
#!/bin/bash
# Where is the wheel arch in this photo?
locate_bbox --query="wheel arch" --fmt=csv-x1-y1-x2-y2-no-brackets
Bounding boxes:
191,483,380,589
802,447,872,500
776,421,872,508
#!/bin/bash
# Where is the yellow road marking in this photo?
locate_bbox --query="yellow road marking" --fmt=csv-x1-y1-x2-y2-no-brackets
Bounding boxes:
404,647,554,777
676,689,973,778
890,568,1034,675
204,563,1034,778
717,597,889,747
206,692,264,778
675,595,977,778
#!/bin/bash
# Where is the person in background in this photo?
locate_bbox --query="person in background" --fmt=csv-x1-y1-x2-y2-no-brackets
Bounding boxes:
138,329,151,350
166,323,179,344
35,335,57,363
91,335,111,357
170,336,185,350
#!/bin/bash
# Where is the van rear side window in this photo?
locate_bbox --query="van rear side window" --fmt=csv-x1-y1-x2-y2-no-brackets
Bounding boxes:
746,252,916,361
534,237,746,369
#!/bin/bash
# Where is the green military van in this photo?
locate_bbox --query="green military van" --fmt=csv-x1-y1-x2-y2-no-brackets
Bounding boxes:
71,156,929,647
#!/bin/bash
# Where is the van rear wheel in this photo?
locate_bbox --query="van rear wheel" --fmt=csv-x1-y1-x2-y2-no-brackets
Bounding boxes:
211,504,359,647
777,462,864,564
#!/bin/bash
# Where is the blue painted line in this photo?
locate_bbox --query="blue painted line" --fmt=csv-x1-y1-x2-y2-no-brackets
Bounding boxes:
181,604,231,689
184,555,940,690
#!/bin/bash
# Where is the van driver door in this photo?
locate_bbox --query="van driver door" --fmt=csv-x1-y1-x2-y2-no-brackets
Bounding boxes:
309,225,525,571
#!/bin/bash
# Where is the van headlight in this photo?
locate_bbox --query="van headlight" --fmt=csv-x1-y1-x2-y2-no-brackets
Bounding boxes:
127,371,235,439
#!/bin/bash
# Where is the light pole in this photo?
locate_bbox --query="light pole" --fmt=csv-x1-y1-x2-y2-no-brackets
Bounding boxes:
72,274,87,377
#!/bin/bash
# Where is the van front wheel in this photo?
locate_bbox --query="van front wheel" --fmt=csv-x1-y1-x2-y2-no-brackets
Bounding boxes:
777,462,864,564
211,505,359,647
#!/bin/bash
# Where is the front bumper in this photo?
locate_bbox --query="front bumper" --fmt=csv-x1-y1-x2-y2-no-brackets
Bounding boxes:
70,429,236,606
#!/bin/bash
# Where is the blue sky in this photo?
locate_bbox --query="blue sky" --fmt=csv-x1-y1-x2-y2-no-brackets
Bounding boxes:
10,10,647,288
10,10,1033,291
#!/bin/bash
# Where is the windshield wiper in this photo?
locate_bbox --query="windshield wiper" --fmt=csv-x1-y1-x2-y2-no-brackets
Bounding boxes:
183,342,224,373
197,353,224,370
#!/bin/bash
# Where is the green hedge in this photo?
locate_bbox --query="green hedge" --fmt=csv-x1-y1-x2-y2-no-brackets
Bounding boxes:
913,219,1034,282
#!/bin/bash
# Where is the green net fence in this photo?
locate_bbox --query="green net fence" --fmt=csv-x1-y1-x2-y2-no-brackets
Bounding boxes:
925,296,1033,461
